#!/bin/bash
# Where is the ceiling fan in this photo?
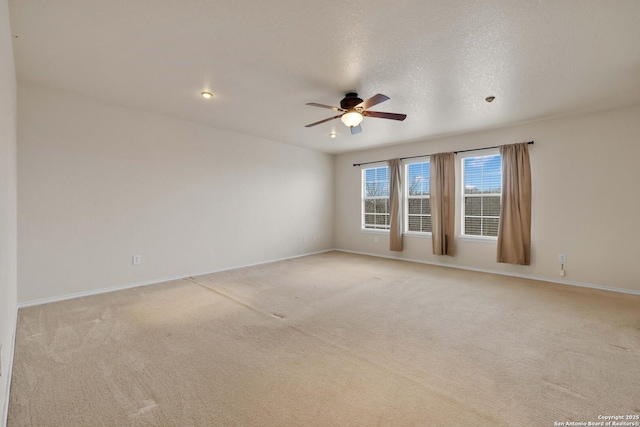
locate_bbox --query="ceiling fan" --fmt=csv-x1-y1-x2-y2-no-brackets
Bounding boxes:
305,93,407,135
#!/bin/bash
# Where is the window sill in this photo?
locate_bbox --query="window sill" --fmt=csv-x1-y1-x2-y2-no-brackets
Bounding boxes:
360,228,390,234
459,235,497,243
404,231,432,239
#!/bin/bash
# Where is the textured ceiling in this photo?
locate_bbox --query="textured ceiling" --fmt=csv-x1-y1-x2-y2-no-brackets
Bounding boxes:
8,0,640,154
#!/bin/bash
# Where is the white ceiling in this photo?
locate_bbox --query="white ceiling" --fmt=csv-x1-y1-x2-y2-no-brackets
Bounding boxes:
8,0,640,154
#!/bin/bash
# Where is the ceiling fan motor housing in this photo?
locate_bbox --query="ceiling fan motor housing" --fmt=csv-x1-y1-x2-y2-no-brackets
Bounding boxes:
340,93,363,110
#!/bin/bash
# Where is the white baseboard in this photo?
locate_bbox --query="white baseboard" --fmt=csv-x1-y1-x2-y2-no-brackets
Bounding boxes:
17,246,640,308
334,249,640,297
18,249,334,309
2,305,18,427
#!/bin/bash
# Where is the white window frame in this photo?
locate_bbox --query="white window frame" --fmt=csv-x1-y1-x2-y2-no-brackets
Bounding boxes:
361,165,390,231
404,158,431,236
460,150,502,240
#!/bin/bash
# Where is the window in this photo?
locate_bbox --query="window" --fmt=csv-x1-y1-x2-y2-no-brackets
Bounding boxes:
362,166,390,230
462,153,502,237
405,161,431,233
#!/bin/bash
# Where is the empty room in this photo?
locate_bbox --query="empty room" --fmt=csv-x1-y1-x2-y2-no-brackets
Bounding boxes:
1,1,640,426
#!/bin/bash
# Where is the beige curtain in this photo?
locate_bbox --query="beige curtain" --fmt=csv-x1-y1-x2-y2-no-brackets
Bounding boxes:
388,159,403,251
497,142,532,265
430,152,455,256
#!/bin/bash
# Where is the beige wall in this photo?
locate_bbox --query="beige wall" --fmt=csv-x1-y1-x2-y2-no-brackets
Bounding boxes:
17,83,334,303
0,0,17,422
335,105,640,293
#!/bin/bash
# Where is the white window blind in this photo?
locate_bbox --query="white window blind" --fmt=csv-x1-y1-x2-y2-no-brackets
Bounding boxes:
462,154,502,237
405,161,431,233
362,166,390,230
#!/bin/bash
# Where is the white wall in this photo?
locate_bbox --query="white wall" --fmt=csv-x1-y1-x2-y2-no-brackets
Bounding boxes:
17,83,334,303
0,0,17,423
335,105,640,293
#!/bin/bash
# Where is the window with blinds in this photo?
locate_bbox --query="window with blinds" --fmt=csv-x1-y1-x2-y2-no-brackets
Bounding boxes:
405,161,431,233
462,154,502,237
362,166,390,230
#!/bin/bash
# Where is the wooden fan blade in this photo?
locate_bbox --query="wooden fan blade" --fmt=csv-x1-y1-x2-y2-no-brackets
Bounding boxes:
350,124,362,135
306,103,345,112
305,114,343,127
357,93,390,110
363,111,407,121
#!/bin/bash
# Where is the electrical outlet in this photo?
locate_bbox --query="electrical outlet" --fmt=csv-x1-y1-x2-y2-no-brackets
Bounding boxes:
303,236,307,243
374,236,379,243
558,253,566,263
132,255,141,265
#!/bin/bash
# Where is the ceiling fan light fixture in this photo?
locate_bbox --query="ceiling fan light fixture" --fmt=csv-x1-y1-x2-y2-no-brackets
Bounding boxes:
305,93,405,134
341,110,363,127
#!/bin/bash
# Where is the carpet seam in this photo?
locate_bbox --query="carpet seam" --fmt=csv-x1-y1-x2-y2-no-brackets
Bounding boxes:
185,276,500,425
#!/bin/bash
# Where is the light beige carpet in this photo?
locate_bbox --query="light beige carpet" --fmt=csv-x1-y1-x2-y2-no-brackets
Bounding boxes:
8,252,640,426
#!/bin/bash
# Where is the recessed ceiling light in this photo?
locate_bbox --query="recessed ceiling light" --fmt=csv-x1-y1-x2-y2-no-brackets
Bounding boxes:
201,91,213,99
329,132,337,138
485,96,495,103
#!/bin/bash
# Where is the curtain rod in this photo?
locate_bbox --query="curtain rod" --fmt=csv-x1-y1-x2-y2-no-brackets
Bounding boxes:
352,141,534,167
